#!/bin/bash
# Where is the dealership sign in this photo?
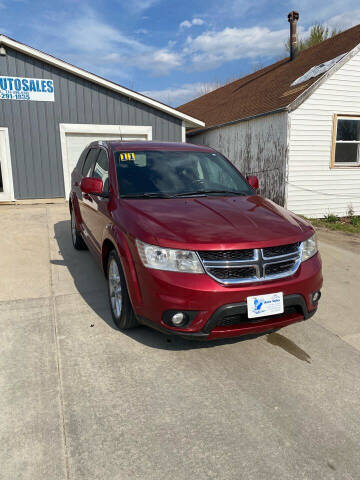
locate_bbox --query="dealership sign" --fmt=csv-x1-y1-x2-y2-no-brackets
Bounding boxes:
0,76,54,101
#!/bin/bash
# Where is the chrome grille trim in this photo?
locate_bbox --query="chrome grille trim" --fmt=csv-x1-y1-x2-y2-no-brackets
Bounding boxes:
198,243,302,285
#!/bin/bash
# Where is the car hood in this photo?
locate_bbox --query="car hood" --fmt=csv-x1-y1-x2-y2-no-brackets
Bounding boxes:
121,195,313,250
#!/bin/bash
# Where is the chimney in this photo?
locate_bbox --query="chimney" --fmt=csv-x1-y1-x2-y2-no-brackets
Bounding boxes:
288,11,299,60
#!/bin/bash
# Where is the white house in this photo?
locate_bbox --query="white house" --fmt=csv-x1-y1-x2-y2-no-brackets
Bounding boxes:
178,15,360,218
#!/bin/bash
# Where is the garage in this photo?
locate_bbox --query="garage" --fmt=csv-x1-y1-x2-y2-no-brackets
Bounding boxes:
60,124,153,198
0,34,203,202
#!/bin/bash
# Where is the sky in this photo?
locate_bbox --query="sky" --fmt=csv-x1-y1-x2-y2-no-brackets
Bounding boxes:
1,0,360,106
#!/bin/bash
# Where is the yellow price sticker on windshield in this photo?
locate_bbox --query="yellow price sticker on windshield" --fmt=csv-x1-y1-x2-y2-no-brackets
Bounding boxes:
119,152,135,161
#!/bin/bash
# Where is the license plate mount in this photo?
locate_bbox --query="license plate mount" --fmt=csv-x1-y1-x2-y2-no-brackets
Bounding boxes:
247,292,284,319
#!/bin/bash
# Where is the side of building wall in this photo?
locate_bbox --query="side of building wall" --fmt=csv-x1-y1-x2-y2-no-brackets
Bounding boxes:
189,112,288,205
0,46,182,199
287,49,360,218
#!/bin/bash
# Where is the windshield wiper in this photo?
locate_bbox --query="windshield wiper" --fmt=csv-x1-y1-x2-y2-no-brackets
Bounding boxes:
119,192,175,199
174,190,248,197
120,190,248,199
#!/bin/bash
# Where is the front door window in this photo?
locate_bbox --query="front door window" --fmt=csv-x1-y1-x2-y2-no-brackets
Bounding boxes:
92,150,109,193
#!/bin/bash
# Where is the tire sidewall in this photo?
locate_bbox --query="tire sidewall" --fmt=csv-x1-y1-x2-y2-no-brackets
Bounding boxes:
107,250,133,329
70,207,87,250
71,209,77,247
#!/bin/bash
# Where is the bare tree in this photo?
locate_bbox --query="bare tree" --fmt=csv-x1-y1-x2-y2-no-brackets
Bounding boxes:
285,23,343,53
197,81,223,96
251,60,266,72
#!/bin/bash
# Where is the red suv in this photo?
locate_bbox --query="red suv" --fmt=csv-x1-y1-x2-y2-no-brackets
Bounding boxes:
70,141,322,340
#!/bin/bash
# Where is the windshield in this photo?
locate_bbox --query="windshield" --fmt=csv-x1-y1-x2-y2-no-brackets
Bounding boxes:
114,150,253,198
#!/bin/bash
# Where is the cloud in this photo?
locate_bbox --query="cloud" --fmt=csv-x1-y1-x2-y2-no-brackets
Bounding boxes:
178,6,360,72
62,13,144,54
142,82,219,106
11,1,360,86
185,25,288,70
123,0,161,12
180,18,205,29
180,20,192,29
287,0,358,24
33,8,180,76
135,49,182,75
218,0,268,19
326,9,360,30
100,47,182,77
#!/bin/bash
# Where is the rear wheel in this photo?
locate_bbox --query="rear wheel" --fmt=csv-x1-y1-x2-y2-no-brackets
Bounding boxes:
71,208,87,250
107,250,138,330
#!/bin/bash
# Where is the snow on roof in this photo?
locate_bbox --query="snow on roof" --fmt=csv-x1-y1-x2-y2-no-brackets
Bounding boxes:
291,53,347,86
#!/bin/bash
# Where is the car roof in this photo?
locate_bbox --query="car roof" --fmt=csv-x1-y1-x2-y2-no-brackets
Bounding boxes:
89,140,215,153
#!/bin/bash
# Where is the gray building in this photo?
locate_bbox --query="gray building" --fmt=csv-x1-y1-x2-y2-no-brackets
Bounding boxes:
0,34,203,201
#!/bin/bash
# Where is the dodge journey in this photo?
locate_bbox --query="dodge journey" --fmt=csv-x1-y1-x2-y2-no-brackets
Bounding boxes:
69,141,322,340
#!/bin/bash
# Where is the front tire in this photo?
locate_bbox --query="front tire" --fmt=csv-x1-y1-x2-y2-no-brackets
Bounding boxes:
71,208,87,250
107,250,138,330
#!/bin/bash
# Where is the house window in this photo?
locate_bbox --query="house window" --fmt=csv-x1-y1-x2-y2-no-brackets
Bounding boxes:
333,116,360,166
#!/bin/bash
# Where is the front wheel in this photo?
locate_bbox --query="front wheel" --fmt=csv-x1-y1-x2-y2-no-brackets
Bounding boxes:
107,250,138,330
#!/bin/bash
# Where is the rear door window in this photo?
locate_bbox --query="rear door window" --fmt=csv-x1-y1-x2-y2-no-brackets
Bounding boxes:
82,148,100,177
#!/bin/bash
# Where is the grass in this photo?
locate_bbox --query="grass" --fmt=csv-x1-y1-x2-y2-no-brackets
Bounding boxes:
323,213,338,223
308,215,360,234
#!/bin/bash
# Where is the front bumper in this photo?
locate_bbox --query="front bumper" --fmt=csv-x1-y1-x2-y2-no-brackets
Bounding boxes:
131,252,322,340
138,294,318,340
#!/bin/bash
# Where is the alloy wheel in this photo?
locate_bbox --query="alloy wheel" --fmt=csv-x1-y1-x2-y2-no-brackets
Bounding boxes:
109,259,122,319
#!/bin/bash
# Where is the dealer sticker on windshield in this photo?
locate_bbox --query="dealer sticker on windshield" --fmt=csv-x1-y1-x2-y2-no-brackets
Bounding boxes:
119,152,135,161
247,292,284,319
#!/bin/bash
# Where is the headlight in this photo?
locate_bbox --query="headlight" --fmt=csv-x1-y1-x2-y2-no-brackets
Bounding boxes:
136,239,203,273
301,234,318,262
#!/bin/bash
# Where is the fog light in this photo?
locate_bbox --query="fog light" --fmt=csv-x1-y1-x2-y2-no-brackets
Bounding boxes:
312,291,321,304
171,312,186,326
162,310,198,328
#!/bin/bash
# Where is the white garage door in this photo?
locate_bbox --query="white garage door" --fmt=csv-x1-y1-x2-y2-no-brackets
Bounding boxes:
0,128,14,202
60,124,152,198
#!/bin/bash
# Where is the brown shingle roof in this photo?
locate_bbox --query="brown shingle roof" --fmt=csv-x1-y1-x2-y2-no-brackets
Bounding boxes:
178,24,360,133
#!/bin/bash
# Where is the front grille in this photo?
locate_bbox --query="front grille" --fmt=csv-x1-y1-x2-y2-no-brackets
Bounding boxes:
198,242,302,285
263,242,300,258
198,249,254,261
207,266,257,280
218,306,301,327
265,260,297,276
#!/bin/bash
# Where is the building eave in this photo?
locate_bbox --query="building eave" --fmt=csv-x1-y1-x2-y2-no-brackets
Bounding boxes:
187,107,288,136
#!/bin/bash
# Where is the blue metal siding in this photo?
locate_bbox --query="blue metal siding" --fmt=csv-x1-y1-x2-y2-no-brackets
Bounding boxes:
0,47,182,199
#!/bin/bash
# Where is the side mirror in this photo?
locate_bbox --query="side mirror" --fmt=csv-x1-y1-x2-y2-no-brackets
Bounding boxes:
80,177,103,195
247,175,259,190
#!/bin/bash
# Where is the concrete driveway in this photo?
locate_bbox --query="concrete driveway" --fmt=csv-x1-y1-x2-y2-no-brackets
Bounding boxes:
1,203,360,480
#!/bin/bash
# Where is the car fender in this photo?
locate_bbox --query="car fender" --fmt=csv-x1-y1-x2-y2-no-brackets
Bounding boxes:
69,192,83,228
102,225,143,309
